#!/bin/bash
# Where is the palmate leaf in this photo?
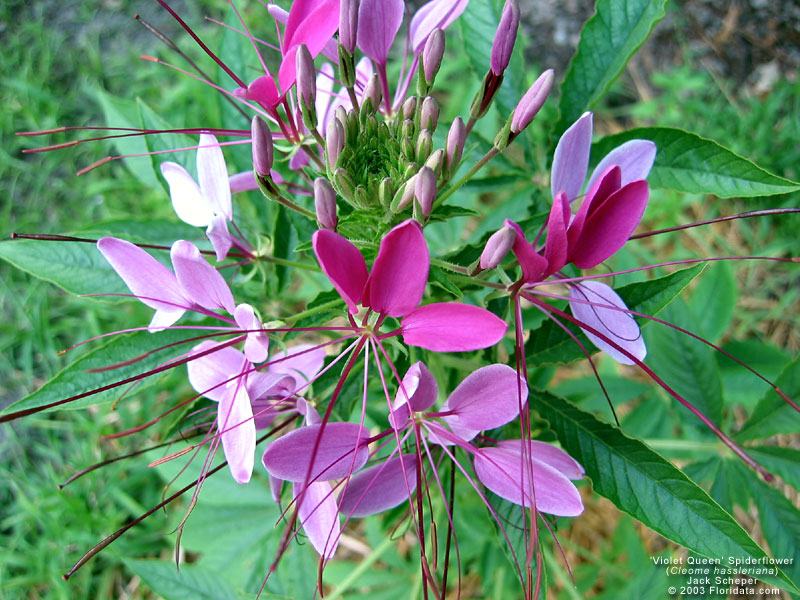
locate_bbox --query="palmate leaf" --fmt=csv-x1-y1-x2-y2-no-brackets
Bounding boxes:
591,128,800,198
2,329,207,416
535,392,797,592
526,263,705,365
735,355,800,441
555,0,668,136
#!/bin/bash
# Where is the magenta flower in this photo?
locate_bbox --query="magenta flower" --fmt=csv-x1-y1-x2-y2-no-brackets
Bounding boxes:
313,219,507,352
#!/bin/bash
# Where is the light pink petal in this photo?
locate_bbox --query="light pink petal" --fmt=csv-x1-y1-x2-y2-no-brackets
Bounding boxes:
315,62,336,128
586,139,657,192
229,171,258,193
551,112,593,202
474,446,584,516
206,214,233,261
240,75,281,107
187,341,248,403
312,229,368,313
357,0,405,65
218,381,255,484
568,280,646,365
147,308,184,331
401,302,508,352
97,237,187,316
197,134,232,219
506,220,548,283
160,162,213,227
234,303,269,363
569,180,649,269
269,343,327,389
170,240,235,313
567,165,621,248
248,371,294,402
409,0,469,52
338,455,418,517
294,481,340,559
363,220,429,317
289,147,311,170
269,473,284,504
544,192,569,275
442,364,525,433
497,440,585,480
262,422,370,482
278,0,340,93
394,361,438,413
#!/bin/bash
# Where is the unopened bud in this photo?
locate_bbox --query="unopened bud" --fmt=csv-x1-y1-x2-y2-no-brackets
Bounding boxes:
363,73,382,112
511,69,554,134
251,116,273,178
415,167,436,218
445,117,466,173
325,119,344,170
296,45,317,128
424,149,444,176
333,168,355,202
392,174,417,212
402,96,418,120
490,1,520,76
420,96,439,131
479,225,516,269
339,0,359,54
416,129,433,162
422,29,445,85
314,178,338,230
378,177,394,208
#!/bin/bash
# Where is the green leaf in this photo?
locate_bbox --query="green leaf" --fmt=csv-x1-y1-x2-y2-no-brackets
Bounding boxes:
747,446,800,491
745,473,800,588
0,238,127,298
125,560,247,600
3,330,202,415
736,356,800,441
591,128,800,197
646,300,723,426
689,262,737,343
556,0,668,136
536,392,796,592
526,264,705,365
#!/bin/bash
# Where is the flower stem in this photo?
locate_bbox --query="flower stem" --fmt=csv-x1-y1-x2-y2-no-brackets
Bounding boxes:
434,147,499,208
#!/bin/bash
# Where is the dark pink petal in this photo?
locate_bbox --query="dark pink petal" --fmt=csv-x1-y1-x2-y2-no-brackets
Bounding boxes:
567,165,621,249
506,220,547,283
187,341,248,403
170,240,235,313
338,454,418,517
544,192,570,275
234,303,269,363
279,0,340,92
401,302,508,352
269,343,327,389
442,364,525,434
294,481,340,559
197,134,232,219
312,229,369,313
497,440,585,480
569,180,649,269
568,280,646,365
551,112,593,202
474,445,584,516
363,220,429,317
357,0,404,65
586,139,657,192
408,0,469,52
218,381,256,484
262,422,370,482
97,237,187,325
240,75,280,107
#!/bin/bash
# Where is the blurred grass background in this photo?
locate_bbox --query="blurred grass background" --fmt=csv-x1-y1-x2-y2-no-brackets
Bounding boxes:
1,0,797,598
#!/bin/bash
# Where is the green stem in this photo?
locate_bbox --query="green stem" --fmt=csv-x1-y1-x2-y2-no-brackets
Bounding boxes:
447,272,506,290
257,254,318,271
434,147,499,208
327,536,394,600
283,299,342,325
429,257,471,275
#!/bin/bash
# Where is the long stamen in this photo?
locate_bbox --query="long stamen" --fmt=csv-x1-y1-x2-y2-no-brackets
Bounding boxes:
630,208,800,240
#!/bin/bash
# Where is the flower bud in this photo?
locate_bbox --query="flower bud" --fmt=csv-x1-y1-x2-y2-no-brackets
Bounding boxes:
415,166,436,218
339,0,359,54
251,116,273,178
392,174,417,212
422,29,445,85
325,118,344,170
378,176,394,208
420,96,439,132
333,168,355,202
424,149,444,176
402,96,418,120
363,73,382,112
296,45,316,107
416,129,433,162
479,225,515,269
313,177,338,230
490,1,520,76
511,69,554,134
445,117,466,172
